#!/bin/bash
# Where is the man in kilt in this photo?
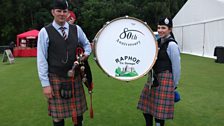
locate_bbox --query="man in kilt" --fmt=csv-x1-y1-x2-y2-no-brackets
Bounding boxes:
137,17,181,126
37,0,92,126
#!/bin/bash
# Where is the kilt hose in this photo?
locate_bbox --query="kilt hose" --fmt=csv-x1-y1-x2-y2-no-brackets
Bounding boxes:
137,70,174,120
48,73,87,119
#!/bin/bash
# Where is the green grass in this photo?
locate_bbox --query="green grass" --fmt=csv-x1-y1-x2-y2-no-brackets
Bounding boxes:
0,54,224,126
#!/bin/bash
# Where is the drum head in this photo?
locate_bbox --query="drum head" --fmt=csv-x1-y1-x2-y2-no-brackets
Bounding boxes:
94,16,157,81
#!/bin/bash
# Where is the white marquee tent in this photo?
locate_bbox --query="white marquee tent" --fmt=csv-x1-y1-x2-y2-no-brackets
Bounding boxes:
173,0,224,58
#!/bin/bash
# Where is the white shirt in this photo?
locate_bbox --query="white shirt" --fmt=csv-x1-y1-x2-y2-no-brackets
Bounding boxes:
37,21,92,87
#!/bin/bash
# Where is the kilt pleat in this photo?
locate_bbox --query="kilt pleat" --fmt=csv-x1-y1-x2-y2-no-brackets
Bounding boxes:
48,73,87,119
137,70,174,119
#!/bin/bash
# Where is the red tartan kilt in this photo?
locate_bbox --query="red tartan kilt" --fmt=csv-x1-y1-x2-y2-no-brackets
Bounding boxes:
137,70,175,119
48,73,87,119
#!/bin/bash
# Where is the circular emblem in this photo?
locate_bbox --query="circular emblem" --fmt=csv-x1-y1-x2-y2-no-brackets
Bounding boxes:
93,16,158,81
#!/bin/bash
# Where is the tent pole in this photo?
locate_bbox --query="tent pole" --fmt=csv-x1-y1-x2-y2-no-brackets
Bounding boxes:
202,23,206,56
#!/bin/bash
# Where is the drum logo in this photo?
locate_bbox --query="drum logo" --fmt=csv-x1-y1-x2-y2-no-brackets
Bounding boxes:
114,56,140,77
116,28,144,46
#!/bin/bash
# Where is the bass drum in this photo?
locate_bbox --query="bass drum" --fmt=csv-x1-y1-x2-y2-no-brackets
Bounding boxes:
93,16,158,81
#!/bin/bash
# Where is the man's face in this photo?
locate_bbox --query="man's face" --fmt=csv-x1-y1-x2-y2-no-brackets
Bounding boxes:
51,9,69,25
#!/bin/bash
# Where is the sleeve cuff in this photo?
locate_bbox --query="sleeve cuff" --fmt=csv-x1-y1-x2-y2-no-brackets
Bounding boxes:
41,80,50,87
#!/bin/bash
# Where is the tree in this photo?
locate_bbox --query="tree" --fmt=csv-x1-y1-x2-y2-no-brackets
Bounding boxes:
0,0,51,45
0,0,187,45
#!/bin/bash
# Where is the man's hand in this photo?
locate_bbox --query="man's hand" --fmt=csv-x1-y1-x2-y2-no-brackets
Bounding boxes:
81,54,89,62
43,86,54,99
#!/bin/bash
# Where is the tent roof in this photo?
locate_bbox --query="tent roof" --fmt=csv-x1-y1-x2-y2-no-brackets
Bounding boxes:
17,29,39,38
173,0,224,27
16,29,39,47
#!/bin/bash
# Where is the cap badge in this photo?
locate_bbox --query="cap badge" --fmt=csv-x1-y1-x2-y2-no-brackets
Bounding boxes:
65,0,68,8
164,18,169,25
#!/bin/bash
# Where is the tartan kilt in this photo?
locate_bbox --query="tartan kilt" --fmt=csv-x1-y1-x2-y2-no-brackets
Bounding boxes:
48,73,87,119
137,70,174,119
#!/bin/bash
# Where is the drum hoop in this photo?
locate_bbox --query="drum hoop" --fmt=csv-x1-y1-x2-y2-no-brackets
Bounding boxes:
93,16,158,81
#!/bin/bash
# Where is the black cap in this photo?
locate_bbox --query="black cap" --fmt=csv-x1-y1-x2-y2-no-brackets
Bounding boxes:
52,0,68,10
158,17,173,28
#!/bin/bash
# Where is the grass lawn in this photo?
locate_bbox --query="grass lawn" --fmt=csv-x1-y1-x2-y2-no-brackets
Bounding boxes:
0,54,224,126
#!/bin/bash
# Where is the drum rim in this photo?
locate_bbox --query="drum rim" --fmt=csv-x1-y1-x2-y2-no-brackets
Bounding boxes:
93,16,158,81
